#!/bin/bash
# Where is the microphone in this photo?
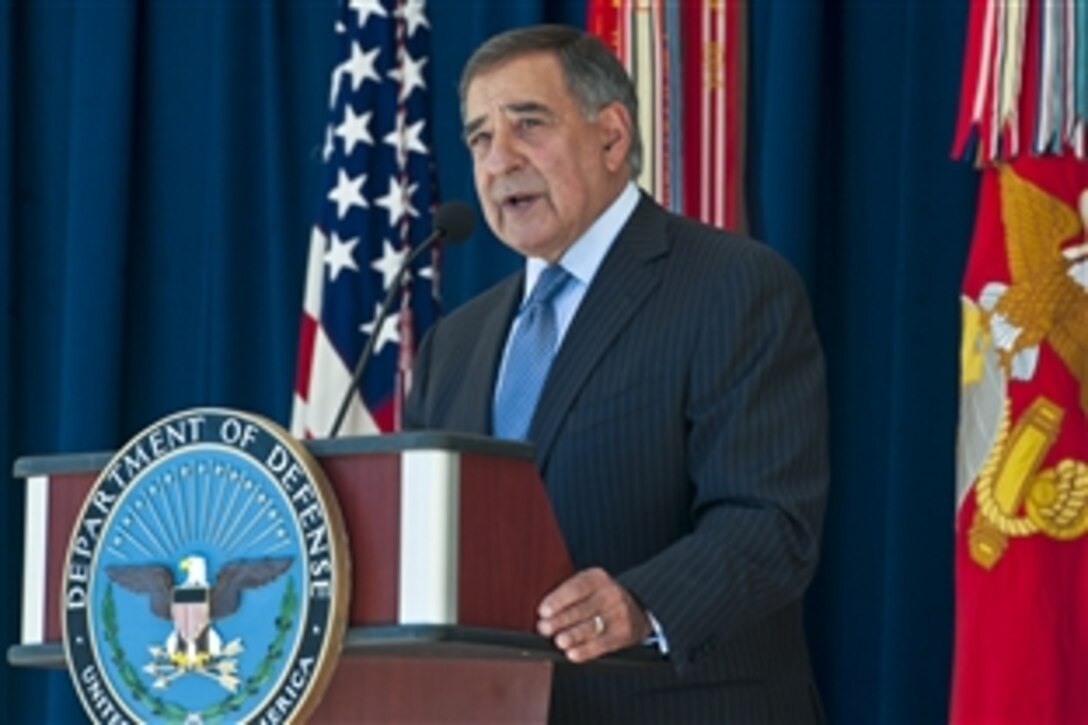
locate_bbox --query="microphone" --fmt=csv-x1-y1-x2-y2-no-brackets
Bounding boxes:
327,200,475,438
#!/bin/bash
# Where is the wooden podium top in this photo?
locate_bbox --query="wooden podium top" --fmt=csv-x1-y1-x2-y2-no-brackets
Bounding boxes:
13,430,535,476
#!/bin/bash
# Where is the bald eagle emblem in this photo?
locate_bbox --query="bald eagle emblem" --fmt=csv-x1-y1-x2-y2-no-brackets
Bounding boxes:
106,554,292,690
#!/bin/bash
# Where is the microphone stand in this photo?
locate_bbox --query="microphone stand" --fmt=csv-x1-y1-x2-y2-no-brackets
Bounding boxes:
327,237,439,438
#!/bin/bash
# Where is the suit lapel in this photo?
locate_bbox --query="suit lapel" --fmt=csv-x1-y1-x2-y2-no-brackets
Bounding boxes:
529,195,670,468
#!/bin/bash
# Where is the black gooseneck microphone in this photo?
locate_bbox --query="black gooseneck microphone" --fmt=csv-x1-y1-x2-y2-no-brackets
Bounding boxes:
327,200,475,438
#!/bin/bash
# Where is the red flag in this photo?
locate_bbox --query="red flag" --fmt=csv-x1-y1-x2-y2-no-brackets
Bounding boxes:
953,2,1088,721
953,156,1088,724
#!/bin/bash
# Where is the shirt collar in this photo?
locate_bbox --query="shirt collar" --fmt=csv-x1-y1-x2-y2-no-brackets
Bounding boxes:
523,181,640,299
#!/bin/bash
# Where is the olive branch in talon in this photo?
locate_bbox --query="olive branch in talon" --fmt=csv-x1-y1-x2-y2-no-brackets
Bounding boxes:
144,639,245,692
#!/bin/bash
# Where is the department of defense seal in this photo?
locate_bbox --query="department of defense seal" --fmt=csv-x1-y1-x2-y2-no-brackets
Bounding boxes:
62,408,350,723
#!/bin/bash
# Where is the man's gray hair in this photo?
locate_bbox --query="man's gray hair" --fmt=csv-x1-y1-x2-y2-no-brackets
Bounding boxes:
459,24,642,179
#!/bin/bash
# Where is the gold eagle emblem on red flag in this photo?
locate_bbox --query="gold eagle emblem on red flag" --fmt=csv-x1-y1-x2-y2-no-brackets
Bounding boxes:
959,164,1088,568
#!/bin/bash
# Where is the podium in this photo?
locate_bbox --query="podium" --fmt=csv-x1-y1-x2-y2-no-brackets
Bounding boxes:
8,431,624,722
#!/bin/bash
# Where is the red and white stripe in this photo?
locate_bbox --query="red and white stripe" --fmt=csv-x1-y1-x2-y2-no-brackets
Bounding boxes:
291,226,379,440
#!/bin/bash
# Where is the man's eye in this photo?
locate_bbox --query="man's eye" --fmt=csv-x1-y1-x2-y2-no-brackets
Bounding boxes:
468,133,491,149
517,118,542,130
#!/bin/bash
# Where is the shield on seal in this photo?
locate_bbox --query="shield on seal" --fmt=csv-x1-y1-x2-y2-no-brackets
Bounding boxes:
171,586,210,643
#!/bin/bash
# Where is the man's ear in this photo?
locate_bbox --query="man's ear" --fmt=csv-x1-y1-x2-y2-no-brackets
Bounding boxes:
597,102,632,173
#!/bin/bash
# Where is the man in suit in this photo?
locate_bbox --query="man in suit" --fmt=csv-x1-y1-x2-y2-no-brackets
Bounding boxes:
405,24,828,723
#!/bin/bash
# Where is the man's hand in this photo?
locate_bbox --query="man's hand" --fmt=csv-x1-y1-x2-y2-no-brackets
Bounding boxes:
536,567,652,663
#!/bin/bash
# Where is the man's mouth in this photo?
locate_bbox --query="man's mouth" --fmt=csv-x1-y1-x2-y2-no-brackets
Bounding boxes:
501,193,541,211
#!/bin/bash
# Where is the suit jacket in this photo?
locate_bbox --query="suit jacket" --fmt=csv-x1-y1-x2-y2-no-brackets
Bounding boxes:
405,195,829,723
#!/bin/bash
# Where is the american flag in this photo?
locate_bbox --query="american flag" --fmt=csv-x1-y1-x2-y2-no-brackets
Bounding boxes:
292,0,439,438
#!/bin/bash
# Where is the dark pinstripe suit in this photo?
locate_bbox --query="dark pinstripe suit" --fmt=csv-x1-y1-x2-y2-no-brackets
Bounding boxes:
405,195,829,723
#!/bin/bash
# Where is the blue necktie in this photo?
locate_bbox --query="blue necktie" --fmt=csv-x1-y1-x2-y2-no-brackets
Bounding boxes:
493,264,572,440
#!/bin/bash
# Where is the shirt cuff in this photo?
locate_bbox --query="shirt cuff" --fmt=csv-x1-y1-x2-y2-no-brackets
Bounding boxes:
643,611,670,655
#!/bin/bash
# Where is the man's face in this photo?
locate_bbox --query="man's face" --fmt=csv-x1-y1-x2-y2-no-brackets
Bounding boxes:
463,52,629,262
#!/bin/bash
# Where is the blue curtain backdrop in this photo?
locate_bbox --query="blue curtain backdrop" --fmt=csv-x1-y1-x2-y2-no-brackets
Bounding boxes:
0,1,974,722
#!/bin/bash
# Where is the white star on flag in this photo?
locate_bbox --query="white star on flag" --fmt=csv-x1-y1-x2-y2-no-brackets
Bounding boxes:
374,175,418,228
399,0,430,38
360,303,400,353
349,0,388,28
327,169,368,219
371,239,409,290
388,48,427,102
324,232,361,282
342,42,381,93
336,104,374,155
384,113,428,166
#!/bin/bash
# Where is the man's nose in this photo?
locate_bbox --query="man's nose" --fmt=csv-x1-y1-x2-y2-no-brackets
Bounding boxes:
481,126,523,175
